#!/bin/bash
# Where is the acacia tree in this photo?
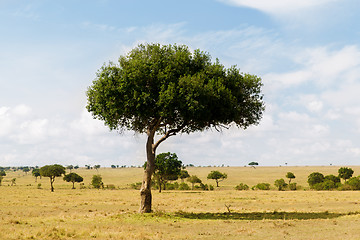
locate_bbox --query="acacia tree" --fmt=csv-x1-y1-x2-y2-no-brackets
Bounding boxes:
338,167,354,183
286,172,295,184
187,175,202,190
32,168,41,182
63,172,84,189
152,152,182,192
86,43,265,213
207,170,228,187
40,164,66,192
179,170,190,183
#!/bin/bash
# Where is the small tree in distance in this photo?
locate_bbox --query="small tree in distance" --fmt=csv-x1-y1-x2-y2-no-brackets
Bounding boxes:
274,178,288,191
0,170,5,186
308,172,324,189
91,175,103,189
151,152,182,192
179,170,190,183
207,171,227,187
40,164,66,192
286,172,295,185
32,168,41,182
63,173,83,189
248,162,258,168
187,175,202,190
66,165,74,173
338,167,354,183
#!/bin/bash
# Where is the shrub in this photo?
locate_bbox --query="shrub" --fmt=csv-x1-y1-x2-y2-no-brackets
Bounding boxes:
289,183,297,191
253,183,270,190
235,183,249,190
130,182,142,190
106,184,116,190
274,178,288,191
324,174,341,184
165,182,178,190
91,175,103,189
346,177,360,190
308,172,325,188
312,179,340,190
178,182,190,190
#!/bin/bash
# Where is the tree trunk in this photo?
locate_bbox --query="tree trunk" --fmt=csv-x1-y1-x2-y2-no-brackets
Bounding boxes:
72,182,75,189
139,131,156,213
50,178,54,192
216,179,219,187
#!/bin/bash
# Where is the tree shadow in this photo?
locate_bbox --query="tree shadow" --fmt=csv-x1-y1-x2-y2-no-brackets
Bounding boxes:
174,211,358,220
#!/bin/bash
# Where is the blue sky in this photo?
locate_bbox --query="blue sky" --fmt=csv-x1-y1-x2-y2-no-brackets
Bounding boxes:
1,0,360,167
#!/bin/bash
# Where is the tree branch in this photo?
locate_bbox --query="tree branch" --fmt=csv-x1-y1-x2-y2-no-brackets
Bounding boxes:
153,123,186,152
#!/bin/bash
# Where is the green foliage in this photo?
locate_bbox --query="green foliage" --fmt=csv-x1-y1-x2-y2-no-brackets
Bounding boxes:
178,182,191,190
274,178,288,191
235,183,249,190
40,164,66,192
187,175,202,190
130,182,142,190
307,172,325,188
63,173,84,189
66,165,74,171
286,172,295,183
0,170,6,176
179,170,190,181
324,174,341,184
0,176,3,186
86,43,265,134
338,167,354,182
32,168,40,182
91,175,103,189
346,177,360,190
152,152,183,192
248,162,258,166
252,183,270,190
289,183,297,191
207,171,227,187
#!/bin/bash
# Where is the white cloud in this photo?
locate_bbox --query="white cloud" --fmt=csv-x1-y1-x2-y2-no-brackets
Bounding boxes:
218,0,338,16
12,104,32,116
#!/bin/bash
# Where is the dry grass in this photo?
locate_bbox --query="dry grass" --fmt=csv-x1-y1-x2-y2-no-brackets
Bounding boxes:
1,166,360,239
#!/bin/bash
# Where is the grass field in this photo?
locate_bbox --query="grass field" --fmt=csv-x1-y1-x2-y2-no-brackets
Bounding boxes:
1,166,360,239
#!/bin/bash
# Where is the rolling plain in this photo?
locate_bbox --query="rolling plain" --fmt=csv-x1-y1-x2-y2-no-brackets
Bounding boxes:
1,166,360,239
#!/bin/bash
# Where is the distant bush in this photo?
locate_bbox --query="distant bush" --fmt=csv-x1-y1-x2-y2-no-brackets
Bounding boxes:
178,182,190,190
289,183,297,191
106,184,116,190
346,177,360,190
91,175,104,189
130,182,142,190
274,178,287,191
252,183,270,190
308,172,325,188
235,183,249,190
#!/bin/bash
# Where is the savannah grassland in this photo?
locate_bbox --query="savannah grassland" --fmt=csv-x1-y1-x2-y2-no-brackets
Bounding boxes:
2,166,360,240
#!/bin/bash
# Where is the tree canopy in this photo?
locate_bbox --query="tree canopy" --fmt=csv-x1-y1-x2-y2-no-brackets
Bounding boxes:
207,170,228,187
40,164,66,192
286,172,295,184
152,152,182,192
86,43,265,213
63,173,84,189
338,167,354,183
